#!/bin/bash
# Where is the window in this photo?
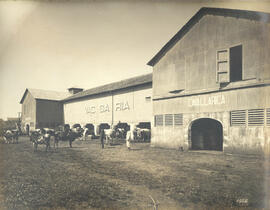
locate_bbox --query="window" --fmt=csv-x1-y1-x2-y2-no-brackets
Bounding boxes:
216,49,229,83
230,110,246,126
174,114,183,126
267,108,270,126
165,114,173,126
230,45,242,82
231,109,269,126
217,45,242,83
248,109,264,126
154,115,163,127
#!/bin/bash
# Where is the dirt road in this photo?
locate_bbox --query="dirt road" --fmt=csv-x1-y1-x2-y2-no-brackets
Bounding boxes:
0,136,268,209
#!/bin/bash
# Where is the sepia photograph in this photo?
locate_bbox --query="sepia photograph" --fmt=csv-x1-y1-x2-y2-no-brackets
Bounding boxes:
0,0,270,209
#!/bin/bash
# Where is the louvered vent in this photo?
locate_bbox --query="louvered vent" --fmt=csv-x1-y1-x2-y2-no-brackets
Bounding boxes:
248,109,264,126
174,114,183,126
154,115,163,127
230,110,246,126
267,108,270,126
165,114,173,126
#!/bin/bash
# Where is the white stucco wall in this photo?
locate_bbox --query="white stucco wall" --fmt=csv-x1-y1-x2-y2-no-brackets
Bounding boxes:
63,84,152,127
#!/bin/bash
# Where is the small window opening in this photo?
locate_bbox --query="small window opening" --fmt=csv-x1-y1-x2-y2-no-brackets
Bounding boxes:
230,45,242,82
145,96,151,102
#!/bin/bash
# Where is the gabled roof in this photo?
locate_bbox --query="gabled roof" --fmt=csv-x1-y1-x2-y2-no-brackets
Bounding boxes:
20,88,71,104
147,7,270,67
63,73,152,102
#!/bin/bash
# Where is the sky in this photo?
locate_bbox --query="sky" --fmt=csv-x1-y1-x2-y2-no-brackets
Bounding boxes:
0,0,270,120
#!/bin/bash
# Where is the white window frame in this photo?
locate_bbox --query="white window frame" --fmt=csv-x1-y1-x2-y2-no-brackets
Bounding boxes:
216,48,230,83
216,44,243,84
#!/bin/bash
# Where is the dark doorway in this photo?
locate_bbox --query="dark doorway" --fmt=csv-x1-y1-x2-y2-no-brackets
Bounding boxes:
191,118,223,151
230,45,242,82
115,122,130,131
136,122,151,129
98,123,110,135
85,123,95,135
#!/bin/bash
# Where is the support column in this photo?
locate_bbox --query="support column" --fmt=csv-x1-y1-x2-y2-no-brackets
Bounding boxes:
94,124,99,136
129,123,136,140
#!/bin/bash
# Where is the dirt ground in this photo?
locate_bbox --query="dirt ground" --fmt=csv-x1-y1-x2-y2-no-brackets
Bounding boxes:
0,136,269,210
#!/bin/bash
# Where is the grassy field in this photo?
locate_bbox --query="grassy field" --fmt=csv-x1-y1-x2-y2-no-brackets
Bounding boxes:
0,136,269,210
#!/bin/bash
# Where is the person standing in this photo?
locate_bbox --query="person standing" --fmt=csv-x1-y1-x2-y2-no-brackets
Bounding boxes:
126,130,131,150
100,129,105,149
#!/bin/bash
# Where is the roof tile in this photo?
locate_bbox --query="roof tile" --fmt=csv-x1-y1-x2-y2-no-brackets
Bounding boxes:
28,89,70,101
63,73,152,102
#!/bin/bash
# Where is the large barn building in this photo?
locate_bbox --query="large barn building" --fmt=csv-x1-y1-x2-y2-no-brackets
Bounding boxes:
20,88,71,134
62,74,152,135
20,74,152,135
147,7,270,154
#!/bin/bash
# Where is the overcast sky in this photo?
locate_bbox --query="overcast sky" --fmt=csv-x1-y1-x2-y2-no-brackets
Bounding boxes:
0,0,269,120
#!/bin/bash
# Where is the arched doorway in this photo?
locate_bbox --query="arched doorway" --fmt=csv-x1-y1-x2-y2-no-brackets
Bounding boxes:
85,123,95,136
97,123,110,135
136,122,151,129
190,118,223,151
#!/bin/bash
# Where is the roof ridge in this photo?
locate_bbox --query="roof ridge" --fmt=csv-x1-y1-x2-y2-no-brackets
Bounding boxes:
63,73,152,102
28,88,67,93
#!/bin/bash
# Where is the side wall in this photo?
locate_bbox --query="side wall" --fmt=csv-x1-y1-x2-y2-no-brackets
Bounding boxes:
63,84,152,127
21,92,36,131
36,99,64,128
64,93,113,126
113,84,152,125
153,15,270,98
152,14,270,154
152,85,270,154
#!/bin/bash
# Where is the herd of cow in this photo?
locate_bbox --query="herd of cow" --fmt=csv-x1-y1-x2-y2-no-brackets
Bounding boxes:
29,127,82,151
1,123,151,152
103,126,151,144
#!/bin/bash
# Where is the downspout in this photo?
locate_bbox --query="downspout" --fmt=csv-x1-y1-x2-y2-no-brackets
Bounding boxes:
35,99,37,129
62,101,65,126
111,91,114,127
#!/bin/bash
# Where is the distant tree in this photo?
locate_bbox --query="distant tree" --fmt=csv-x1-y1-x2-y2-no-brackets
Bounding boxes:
5,121,12,129
0,119,17,136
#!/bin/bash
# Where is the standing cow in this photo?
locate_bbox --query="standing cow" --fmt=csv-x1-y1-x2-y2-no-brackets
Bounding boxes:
55,126,83,148
3,129,19,144
136,128,151,142
30,129,51,152
104,128,115,145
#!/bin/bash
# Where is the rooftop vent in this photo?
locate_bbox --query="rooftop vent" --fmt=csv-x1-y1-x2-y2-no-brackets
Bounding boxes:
68,87,84,95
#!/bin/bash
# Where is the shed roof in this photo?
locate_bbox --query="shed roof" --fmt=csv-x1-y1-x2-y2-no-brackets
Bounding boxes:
7,117,19,121
147,7,270,66
63,73,152,102
20,88,71,104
